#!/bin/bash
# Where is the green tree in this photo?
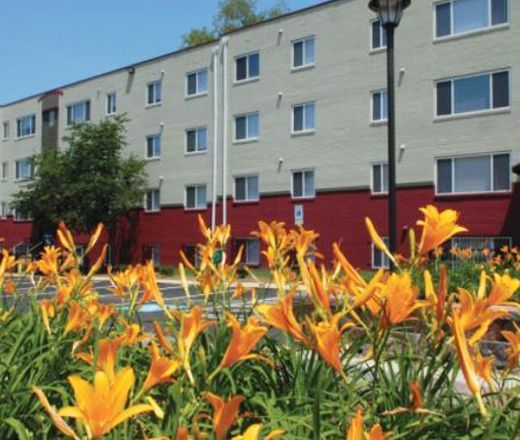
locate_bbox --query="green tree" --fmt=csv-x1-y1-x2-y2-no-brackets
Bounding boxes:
181,0,288,48
12,116,148,255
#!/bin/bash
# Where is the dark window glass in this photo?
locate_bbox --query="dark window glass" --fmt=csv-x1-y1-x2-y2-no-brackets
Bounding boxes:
436,3,451,37
187,74,197,95
235,177,246,200
437,81,452,116
147,84,154,104
373,165,382,193
249,53,259,77
492,71,509,108
493,154,510,191
293,106,304,131
85,101,90,121
236,56,247,81
186,130,196,152
373,93,382,121
293,41,303,67
437,159,453,193
293,172,303,197
235,116,246,140
372,21,381,48
491,0,508,25
186,187,196,208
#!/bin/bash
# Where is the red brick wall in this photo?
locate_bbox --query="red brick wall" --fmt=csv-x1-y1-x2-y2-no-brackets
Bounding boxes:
1,184,518,270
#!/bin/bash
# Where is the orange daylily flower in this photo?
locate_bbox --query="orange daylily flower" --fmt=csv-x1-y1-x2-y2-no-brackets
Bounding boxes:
232,424,285,440
152,321,175,354
35,367,154,439
364,218,397,267
290,226,320,259
220,313,268,369
40,299,56,334
205,392,245,440
502,323,520,368
487,273,520,308
115,323,147,345
475,352,495,388
452,312,487,417
424,266,447,333
0,249,17,286
142,341,181,391
86,223,104,253
36,246,62,279
383,381,439,416
109,265,141,298
307,313,353,373
416,205,467,256
57,221,77,254
298,258,333,313
346,410,387,440
380,272,425,328
64,301,91,334
256,290,307,344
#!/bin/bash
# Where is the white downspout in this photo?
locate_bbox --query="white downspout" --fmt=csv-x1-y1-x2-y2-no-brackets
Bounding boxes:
211,45,219,229
221,36,229,225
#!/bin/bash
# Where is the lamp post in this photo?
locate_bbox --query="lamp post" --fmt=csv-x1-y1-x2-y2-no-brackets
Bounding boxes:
369,0,410,260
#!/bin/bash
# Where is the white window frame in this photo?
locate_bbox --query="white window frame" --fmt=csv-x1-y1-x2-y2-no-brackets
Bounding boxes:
236,237,260,266
186,69,208,97
434,151,512,196
370,19,387,51
291,169,316,200
145,134,161,160
292,102,316,134
0,201,9,220
371,162,389,195
13,210,32,222
144,188,161,213
235,51,260,83
106,92,117,115
291,36,315,70
15,158,34,181
16,114,36,138
66,100,90,125
371,90,388,123
146,80,162,107
185,127,208,154
234,112,259,142
234,174,260,203
2,121,9,140
433,0,509,41
372,237,390,269
184,184,207,210
434,69,510,118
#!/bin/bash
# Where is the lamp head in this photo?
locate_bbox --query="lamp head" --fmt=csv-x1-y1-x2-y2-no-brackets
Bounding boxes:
369,0,411,27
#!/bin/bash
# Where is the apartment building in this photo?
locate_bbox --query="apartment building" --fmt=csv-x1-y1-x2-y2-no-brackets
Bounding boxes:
0,0,518,269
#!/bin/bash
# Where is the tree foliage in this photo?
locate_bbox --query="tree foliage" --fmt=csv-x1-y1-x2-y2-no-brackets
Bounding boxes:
181,0,288,48
11,116,148,236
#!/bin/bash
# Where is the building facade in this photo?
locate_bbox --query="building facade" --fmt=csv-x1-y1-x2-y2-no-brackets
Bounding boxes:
0,0,518,269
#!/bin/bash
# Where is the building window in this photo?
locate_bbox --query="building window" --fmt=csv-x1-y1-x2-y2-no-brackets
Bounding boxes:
236,52,260,82
372,237,390,269
371,20,387,50
146,134,161,159
371,90,388,122
16,114,36,138
14,210,31,222
235,112,259,141
147,81,162,105
0,202,8,220
15,159,34,181
292,36,315,69
145,189,160,212
236,238,260,265
372,163,389,194
143,244,161,267
234,175,259,202
186,69,208,96
3,121,9,140
436,153,510,195
186,127,207,153
436,70,509,116
106,92,117,115
435,0,508,39
292,170,315,199
292,102,315,133
1,162,7,180
185,185,207,210
183,244,201,268
67,101,91,125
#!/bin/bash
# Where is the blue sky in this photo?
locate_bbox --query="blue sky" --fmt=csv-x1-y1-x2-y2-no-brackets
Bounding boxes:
0,0,321,104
